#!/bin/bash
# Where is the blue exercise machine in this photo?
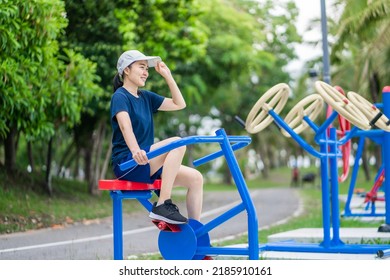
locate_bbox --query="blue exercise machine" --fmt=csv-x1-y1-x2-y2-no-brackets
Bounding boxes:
246,81,390,256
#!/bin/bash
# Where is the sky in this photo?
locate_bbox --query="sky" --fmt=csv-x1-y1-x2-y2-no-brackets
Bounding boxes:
283,0,336,77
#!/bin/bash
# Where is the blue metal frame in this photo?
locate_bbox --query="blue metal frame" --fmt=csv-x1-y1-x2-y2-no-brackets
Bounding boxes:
382,90,390,226
256,88,390,255
342,102,387,218
344,156,385,218
110,190,155,260
111,130,260,259
377,248,390,259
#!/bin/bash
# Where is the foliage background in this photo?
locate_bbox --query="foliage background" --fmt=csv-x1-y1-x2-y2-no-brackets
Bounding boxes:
1,0,389,198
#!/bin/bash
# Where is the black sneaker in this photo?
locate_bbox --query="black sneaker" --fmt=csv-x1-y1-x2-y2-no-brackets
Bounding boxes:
149,199,188,224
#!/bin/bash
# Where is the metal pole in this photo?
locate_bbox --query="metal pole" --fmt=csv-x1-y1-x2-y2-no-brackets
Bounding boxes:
380,87,390,231
320,0,331,84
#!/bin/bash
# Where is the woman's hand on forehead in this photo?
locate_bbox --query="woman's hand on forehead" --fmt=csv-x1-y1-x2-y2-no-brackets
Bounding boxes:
155,61,172,78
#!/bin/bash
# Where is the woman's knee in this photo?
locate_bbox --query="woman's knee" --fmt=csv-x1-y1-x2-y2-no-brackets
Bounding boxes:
190,169,203,188
169,136,186,155
175,166,203,190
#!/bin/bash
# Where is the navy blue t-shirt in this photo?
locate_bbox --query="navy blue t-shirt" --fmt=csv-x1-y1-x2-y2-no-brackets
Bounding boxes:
110,87,165,167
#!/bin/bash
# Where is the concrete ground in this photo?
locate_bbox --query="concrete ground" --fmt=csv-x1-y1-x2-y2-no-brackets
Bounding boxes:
256,193,390,260
3,187,389,260
0,187,301,260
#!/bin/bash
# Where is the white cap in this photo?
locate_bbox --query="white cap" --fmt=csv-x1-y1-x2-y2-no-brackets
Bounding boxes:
117,50,161,75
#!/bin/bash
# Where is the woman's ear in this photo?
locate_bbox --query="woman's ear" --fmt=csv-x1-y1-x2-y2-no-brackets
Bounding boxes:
123,67,130,76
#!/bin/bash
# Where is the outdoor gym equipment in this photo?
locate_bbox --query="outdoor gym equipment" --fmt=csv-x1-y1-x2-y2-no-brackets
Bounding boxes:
280,93,324,137
347,91,390,132
341,90,390,219
315,81,371,130
244,80,390,255
364,166,385,206
344,154,386,218
246,83,290,134
99,130,262,260
317,82,390,231
325,86,351,183
364,166,385,204
377,248,390,259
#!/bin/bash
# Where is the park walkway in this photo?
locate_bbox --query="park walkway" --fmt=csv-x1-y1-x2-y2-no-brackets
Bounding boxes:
0,187,300,260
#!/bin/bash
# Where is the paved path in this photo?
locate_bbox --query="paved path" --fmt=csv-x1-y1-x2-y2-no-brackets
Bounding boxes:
0,187,301,260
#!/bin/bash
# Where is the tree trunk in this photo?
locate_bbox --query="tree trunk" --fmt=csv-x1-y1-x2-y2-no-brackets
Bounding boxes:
374,145,382,171
73,146,80,180
84,147,92,186
222,163,233,185
369,72,380,103
100,141,112,180
258,146,269,179
56,141,75,176
267,145,276,169
4,127,17,175
369,72,382,171
27,141,35,172
89,120,106,195
45,137,53,195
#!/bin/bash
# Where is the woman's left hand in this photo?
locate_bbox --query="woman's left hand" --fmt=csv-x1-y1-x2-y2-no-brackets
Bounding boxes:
155,61,172,79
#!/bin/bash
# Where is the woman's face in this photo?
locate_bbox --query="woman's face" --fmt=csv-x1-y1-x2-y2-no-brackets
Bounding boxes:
125,60,149,87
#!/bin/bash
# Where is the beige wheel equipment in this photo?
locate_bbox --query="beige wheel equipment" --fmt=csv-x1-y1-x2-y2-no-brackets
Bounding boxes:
314,81,371,130
245,83,290,134
281,94,324,137
347,91,390,132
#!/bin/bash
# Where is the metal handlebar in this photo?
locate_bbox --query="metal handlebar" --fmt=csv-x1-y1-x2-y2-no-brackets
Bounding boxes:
119,129,252,171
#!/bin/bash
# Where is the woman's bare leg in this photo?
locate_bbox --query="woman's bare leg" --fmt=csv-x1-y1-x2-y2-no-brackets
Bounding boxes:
148,137,204,220
173,165,203,220
148,137,186,205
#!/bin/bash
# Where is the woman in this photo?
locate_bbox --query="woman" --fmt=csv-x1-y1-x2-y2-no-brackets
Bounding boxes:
111,50,203,224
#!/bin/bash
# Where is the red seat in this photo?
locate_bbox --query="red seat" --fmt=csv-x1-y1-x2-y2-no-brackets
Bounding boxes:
98,179,161,191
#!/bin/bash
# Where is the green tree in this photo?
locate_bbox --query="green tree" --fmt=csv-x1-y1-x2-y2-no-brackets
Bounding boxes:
330,0,390,177
0,0,100,194
61,0,208,193
236,0,301,178
0,0,68,174
331,0,390,101
189,0,301,181
61,0,127,194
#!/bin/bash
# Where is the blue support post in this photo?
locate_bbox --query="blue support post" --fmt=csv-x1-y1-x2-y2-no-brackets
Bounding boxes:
379,87,390,231
329,128,343,245
319,131,331,248
343,136,365,216
111,191,124,260
215,129,259,260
